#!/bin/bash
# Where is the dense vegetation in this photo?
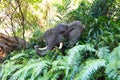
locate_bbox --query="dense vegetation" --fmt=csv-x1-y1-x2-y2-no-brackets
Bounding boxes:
0,0,120,80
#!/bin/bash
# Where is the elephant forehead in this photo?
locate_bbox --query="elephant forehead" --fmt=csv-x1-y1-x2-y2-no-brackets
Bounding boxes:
45,34,63,44
44,30,54,37
55,24,67,29
69,21,81,26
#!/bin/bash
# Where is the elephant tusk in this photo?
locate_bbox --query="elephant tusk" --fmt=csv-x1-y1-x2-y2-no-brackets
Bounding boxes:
38,46,47,50
58,42,63,49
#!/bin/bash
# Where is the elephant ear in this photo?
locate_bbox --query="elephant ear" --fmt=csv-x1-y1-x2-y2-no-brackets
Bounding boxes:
68,29,82,46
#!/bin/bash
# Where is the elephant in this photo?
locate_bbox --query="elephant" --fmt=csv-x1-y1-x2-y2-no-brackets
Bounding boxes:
34,21,85,56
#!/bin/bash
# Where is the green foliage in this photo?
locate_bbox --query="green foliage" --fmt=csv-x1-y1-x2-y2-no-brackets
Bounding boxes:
10,60,50,80
67,44,96,65
29,29,44,47
105,61,120,80
27,0,42,4
0,49,45,80
64,0,120,50
0,44,99,80
108,45,120,62
90,0,114,17
54,0,71,14
97,46,110,59
64,0,91,22
0,0,120,80
1,43,120,80
75,59,106,80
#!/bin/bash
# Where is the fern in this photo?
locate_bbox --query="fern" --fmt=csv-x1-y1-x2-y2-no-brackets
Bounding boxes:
74,59,106,80
0,50,30,80
67,44,96,65
51,72,63,80
0,61,23,80
51,59,68,72
2,44,119,80
41,59,69,80
63,44,96,80
105,45,120,80
10,53,26,60
9,60,51,80
64,64,80,80
30,61,49,80
105,61,120,80
108,45,120,62
97,46,110,59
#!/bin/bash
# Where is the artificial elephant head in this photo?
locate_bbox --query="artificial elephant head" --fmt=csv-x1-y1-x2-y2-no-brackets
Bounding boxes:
67,21,85,45
34,21,85,56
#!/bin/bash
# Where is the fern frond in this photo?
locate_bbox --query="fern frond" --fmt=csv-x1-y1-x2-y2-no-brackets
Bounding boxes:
97,46,110,59
10,53,26,60
64,65,80,80
9,60,51,80
51,59,69,76
51,71,63,80
0,62,23,80
108,45,120,62
67,44,96,65
74,59,106,80
105,61,120,80
51,60,67,72
41,58,70,80
30,61,50,80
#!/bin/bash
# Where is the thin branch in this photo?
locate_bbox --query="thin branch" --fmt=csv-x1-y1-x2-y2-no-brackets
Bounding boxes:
16,0,25,44
6,5,19,43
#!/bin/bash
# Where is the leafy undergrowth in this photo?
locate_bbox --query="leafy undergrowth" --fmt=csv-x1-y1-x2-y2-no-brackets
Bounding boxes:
0,44,120,80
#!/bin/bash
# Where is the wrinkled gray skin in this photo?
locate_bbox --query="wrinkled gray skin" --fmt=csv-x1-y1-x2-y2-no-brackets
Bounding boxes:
34,21,85,56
